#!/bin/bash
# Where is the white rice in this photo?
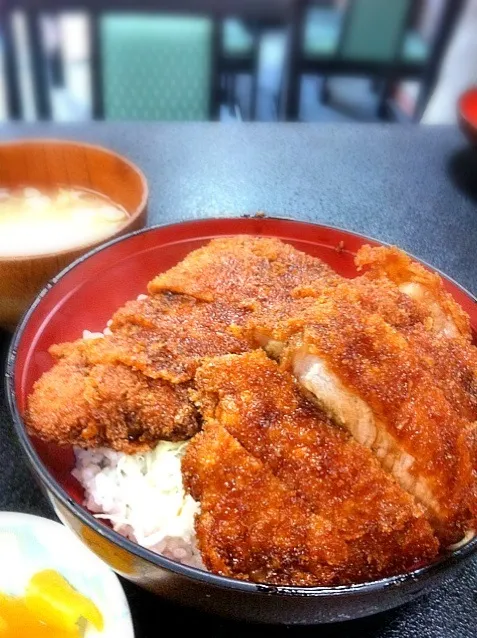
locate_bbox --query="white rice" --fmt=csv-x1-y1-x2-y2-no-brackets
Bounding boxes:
73,442,203,568
72,318,203,569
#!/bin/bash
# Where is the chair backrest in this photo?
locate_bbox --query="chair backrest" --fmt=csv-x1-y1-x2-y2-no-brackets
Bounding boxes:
1,1,220,121
339,0,412,62
99,13,216,121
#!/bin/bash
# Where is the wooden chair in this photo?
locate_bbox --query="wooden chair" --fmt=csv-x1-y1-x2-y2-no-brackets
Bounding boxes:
284,0,430,120
413,0,466,121
221,17,259,120
94,12,220,120
4,1,222,121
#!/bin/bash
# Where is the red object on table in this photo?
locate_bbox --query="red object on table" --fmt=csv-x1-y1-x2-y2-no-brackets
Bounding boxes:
458,86,477,144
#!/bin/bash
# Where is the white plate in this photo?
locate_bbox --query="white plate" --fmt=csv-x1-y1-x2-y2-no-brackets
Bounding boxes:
0,511,134,638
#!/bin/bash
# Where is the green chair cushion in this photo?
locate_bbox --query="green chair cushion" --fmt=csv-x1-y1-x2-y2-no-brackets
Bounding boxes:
303,7,428,66
402,31,429,63
101,14,213,121
303,8,341,58
223,18,254,58
340,0,410,62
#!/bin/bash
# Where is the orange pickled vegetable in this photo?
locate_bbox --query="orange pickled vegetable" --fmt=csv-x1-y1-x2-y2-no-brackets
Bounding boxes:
0,569,103,637
0,594,75,637
26,569,104,632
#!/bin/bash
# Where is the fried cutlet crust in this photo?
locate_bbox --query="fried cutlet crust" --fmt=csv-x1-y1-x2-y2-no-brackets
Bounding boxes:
356,245,471,339
184,351,438,585
148,236,339,303
297,273,477,474
107,294,251,383
26,237,337,452
25,291,250,452
183,422,349,586
402,327,477,422
26,337,199,453
247,281,476,544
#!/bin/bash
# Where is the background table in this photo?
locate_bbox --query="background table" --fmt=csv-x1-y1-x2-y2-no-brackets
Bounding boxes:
1,123,477,637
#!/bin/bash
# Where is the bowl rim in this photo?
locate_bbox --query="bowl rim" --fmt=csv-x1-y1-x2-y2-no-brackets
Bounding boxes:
6,216,477,598
0,138,149,262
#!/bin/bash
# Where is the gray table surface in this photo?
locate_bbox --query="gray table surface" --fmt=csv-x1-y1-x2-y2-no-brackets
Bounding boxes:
1,122,477,637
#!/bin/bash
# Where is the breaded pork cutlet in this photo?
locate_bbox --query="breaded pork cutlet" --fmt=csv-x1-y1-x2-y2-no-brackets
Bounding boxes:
183,351,438,585
26,337,199,453
26,236,337,452
148,235,338,303
247,277,476,546
183,422,347,586
356,245,471,340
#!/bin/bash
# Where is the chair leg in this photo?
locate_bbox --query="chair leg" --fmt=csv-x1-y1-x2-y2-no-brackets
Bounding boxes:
319,76,331,104
228,73,236,116
285,75,301,120
50,49,64,87
210,18,222,121
249,66,258,121
1,11,21,119
370,77,382,94
249,26,260,121
44,12,65,87
275,59,284,120
26,10,52,120
217,72,227,104
89,10,104,120
48,13,64,88
283,2,305,121
377,79,393,120
249,73,257,120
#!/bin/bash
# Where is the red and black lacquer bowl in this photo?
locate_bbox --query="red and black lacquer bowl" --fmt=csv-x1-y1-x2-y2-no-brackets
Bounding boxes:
6,218,477,624
458,86,477,145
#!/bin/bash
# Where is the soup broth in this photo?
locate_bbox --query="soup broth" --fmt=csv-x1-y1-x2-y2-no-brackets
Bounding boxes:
0,186,129,257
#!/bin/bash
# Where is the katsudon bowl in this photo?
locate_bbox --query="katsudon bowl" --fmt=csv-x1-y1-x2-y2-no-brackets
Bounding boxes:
6,217,477,624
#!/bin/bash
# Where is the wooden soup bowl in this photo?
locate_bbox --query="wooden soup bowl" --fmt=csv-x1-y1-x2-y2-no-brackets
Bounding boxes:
0,139,148,331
